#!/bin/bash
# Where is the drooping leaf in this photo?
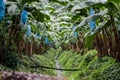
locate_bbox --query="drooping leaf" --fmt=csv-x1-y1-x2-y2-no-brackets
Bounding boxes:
54,4,71,13
72,25,77,31
40,0,49,5
7,4,20,15
76,9,108,31
21,0,39,4
108,0,120,4
49,0,68,5
26,25,31,36
31,8,50,22
93,20,109,35
71,0,107,13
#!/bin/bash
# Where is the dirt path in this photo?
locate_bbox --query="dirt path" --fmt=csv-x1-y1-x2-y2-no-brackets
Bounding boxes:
55,55,63,77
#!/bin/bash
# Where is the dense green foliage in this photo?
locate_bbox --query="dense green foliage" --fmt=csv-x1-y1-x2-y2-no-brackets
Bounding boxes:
0,0,120,80
0,49,120,80
58,49,119,80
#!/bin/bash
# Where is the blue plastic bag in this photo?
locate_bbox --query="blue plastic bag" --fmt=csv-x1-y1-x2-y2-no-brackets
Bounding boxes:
0,0,5,21
20,10,28,24
45,36,49,45
72,25,78,37
89,7,96,30
26,25,31,36
90,7,95,15
73,31,78,37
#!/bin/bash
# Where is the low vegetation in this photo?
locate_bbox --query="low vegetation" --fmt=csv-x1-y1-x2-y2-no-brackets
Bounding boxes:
0,48,120,80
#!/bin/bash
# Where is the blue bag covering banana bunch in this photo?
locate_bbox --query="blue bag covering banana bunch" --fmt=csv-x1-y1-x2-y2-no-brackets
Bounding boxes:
0,0,5,21
72,25,78,37
45,36,49,45
89,7,96,30
20,10,28,24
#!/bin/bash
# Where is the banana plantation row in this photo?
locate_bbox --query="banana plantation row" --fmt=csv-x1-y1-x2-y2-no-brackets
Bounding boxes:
0,0,120,66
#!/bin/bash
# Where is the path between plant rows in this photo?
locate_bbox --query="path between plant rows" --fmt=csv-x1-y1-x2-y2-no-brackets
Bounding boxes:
55,55,63,77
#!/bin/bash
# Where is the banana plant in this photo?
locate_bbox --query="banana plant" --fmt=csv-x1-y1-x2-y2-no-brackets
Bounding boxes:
1,0,53,55
70,0,120,60
1,0,120,61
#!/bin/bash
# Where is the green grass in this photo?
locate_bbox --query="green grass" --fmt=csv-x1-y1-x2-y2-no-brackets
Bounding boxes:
58,50,119,80
0,48,120,80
